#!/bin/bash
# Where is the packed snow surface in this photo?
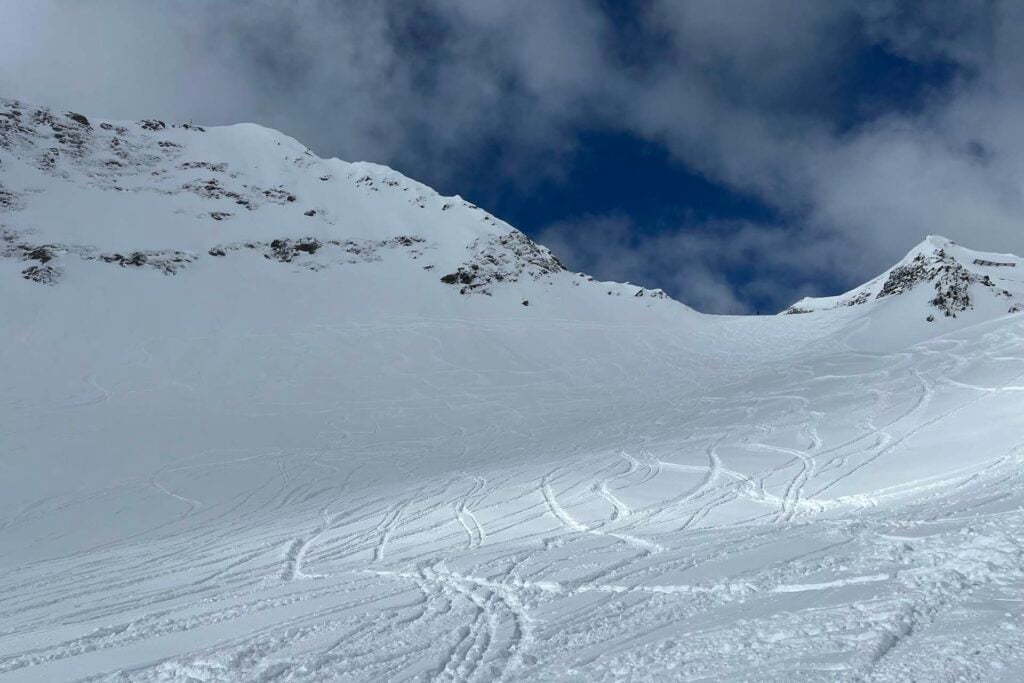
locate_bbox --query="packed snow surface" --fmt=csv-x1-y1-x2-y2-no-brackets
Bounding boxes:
2,101,1024,681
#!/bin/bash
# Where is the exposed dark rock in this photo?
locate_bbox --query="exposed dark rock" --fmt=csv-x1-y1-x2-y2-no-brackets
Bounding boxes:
208,235,426,270
180,161,227,172
267,237,321,261
181,178,254,209
26,109,94,158
30,109,54,128
0,102,34,150
140,119,166,131
0,189,22,210
183,177,227,199
66,112,91,128
22,245,56,263
877,254,931,299
875,249,998,318
262,187,296,203
2,226,203,280
293,239,321,254
354,175,378,191
22,264,60,284
209,211,232,221
269,239,290,261
37,147,60,171
97,250,195,274
840,291,871,307
102,251,148,267
440,270,471,286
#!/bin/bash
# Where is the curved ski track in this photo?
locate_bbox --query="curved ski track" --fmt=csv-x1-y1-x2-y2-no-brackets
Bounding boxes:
3,319,1024,681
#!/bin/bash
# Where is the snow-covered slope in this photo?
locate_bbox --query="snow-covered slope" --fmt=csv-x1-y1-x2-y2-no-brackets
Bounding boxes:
2,100,1024,682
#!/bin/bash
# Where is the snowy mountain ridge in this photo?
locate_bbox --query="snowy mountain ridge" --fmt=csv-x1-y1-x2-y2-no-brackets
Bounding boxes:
0,98,670,304
3,97,1018,325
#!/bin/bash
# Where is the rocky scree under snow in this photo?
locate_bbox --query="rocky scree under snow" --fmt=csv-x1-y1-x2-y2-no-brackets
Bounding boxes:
208,235,428,271
438,231,564,295
1,228,197,284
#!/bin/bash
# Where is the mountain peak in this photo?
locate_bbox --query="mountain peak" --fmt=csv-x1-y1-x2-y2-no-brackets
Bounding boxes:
921,234,954,250
0,97,676,310
784,235,1022,323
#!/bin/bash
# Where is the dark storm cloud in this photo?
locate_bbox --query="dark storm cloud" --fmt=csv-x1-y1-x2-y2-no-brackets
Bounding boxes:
2,0,1021,311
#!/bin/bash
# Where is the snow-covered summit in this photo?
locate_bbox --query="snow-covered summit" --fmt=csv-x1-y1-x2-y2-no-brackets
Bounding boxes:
784,235,1023,324
0,98,671,306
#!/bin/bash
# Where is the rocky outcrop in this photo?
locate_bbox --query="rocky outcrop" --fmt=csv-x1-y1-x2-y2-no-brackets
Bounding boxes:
876,248,1011,318
1,227,199,283
783,239,1019,319
439,231,564,295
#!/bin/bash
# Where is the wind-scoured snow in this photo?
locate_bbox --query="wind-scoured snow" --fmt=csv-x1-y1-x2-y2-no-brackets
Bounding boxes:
2,100,1024,682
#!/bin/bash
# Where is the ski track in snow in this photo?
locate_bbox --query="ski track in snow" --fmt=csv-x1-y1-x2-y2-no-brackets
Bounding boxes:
6,320,1024,683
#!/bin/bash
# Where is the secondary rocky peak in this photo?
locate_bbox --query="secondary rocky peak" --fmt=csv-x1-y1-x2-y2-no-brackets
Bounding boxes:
784,235,1022,321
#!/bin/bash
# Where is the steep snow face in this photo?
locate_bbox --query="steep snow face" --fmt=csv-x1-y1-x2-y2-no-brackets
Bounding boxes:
3,101,1024,682
785,235,1023,323
0,98,671,307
